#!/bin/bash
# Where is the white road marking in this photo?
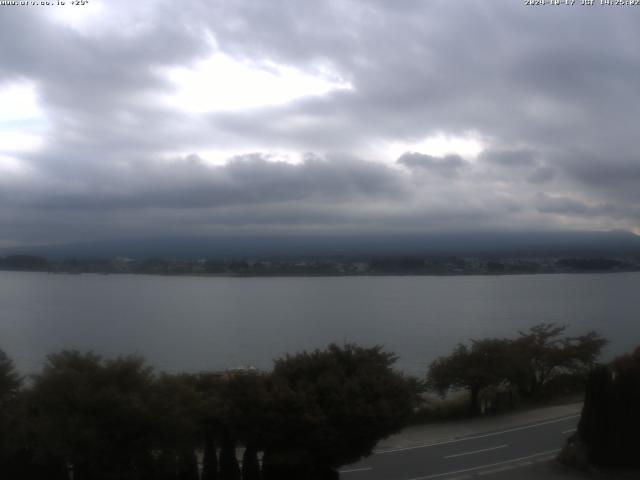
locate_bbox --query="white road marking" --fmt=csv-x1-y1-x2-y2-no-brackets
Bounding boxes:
478,465,516,475
375,415,579,454
406,448,561,480
444,444,508,459
562,428,576,434
339,467,373,474
534,455,556,463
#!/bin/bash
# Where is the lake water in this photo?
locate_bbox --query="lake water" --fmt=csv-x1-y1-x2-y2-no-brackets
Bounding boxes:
1,271,639,376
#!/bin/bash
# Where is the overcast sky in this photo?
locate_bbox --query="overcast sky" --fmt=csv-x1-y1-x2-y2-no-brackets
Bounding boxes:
1,0,639,247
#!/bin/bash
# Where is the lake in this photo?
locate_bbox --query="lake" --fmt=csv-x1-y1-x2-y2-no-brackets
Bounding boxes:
1,271,639,376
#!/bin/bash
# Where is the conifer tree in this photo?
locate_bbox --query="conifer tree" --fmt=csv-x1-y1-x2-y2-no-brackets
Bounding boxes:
201,432,218,480
219,431,241,480
177,448,199,480
242,445,261,480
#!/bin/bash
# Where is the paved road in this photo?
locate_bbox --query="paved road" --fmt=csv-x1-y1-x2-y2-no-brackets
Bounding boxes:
340,414,579,480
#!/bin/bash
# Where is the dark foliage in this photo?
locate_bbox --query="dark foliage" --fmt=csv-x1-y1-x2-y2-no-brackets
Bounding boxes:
513,324,607,398
577,347,640,467
370,256,426,273
0,349,24,474
556,258,624,272
219,432,241,480
262,343,417,474
0,343,417,478
0,254,48,271
427,324,607,415
177,449,199,480
0,349,21,398
28,351,157,480
428,338,513,415
201,433,218,480
241,445,261,480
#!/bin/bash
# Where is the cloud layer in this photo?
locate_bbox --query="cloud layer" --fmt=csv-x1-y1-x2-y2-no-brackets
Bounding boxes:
1,0,639,246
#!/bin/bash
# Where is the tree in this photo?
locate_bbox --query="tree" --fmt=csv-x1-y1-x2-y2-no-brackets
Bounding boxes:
0,254,48,271
177,449,199,480
0,351,71,480
0,349,21,399
427,339,512,415
217,371,269,480
241,445,261,480
427,325,608,415
150,373,202,480
29,351,157,480
192,372,226,480
201,431,218,480
0,349,24,474
514,324,607,397
218,431,241,480
262,344,417,479
575,346,640,467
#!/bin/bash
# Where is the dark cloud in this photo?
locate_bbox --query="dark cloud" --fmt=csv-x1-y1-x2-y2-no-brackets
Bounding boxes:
535,193,615,218
1,154,406,210
527,167,555,185
0,1,639,245
397,153,467,178
563,156,640,188
481,150,537,168
479,149,556,184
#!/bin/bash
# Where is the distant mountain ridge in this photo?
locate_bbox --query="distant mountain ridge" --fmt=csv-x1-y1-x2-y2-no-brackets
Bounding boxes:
2,230,640,260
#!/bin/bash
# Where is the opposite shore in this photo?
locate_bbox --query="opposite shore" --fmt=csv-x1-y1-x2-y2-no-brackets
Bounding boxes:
2,253,640,277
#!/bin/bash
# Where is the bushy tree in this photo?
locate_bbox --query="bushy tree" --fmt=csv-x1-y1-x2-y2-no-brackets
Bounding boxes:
192,372,226,480
514,324,607,397
150,373,202,480
0,349,24,474
262,344,417,479
218,371,269,480
29,351,157,480
427,338,512,415
201,432,218,480
0,349,21,399
427,324,608,416
241,445,261,480
218,431,241,480
177,448,199,480
2,343,419,479
576,346,640,467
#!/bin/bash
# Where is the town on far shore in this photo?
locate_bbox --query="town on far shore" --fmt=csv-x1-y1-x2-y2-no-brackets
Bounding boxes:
2,253,640,276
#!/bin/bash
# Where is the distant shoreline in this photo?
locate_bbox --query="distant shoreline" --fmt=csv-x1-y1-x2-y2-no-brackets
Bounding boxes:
3,252,640,278
2,267,640,279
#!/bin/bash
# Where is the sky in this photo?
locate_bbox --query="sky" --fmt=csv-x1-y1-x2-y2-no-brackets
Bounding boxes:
1,0,640,248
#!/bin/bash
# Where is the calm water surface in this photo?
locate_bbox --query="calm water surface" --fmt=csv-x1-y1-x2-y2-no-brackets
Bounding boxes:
1,271,639,375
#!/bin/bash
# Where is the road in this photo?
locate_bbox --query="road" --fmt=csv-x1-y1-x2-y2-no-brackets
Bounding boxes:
340,414,579,480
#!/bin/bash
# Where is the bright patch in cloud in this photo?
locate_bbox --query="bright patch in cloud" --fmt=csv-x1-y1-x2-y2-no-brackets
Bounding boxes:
160,148,302,167
0,132,45,153
0,81,47,154
47,1,113,35
0,81,43,124
383,132,485,163
162,54,353,113
0,155,31,175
